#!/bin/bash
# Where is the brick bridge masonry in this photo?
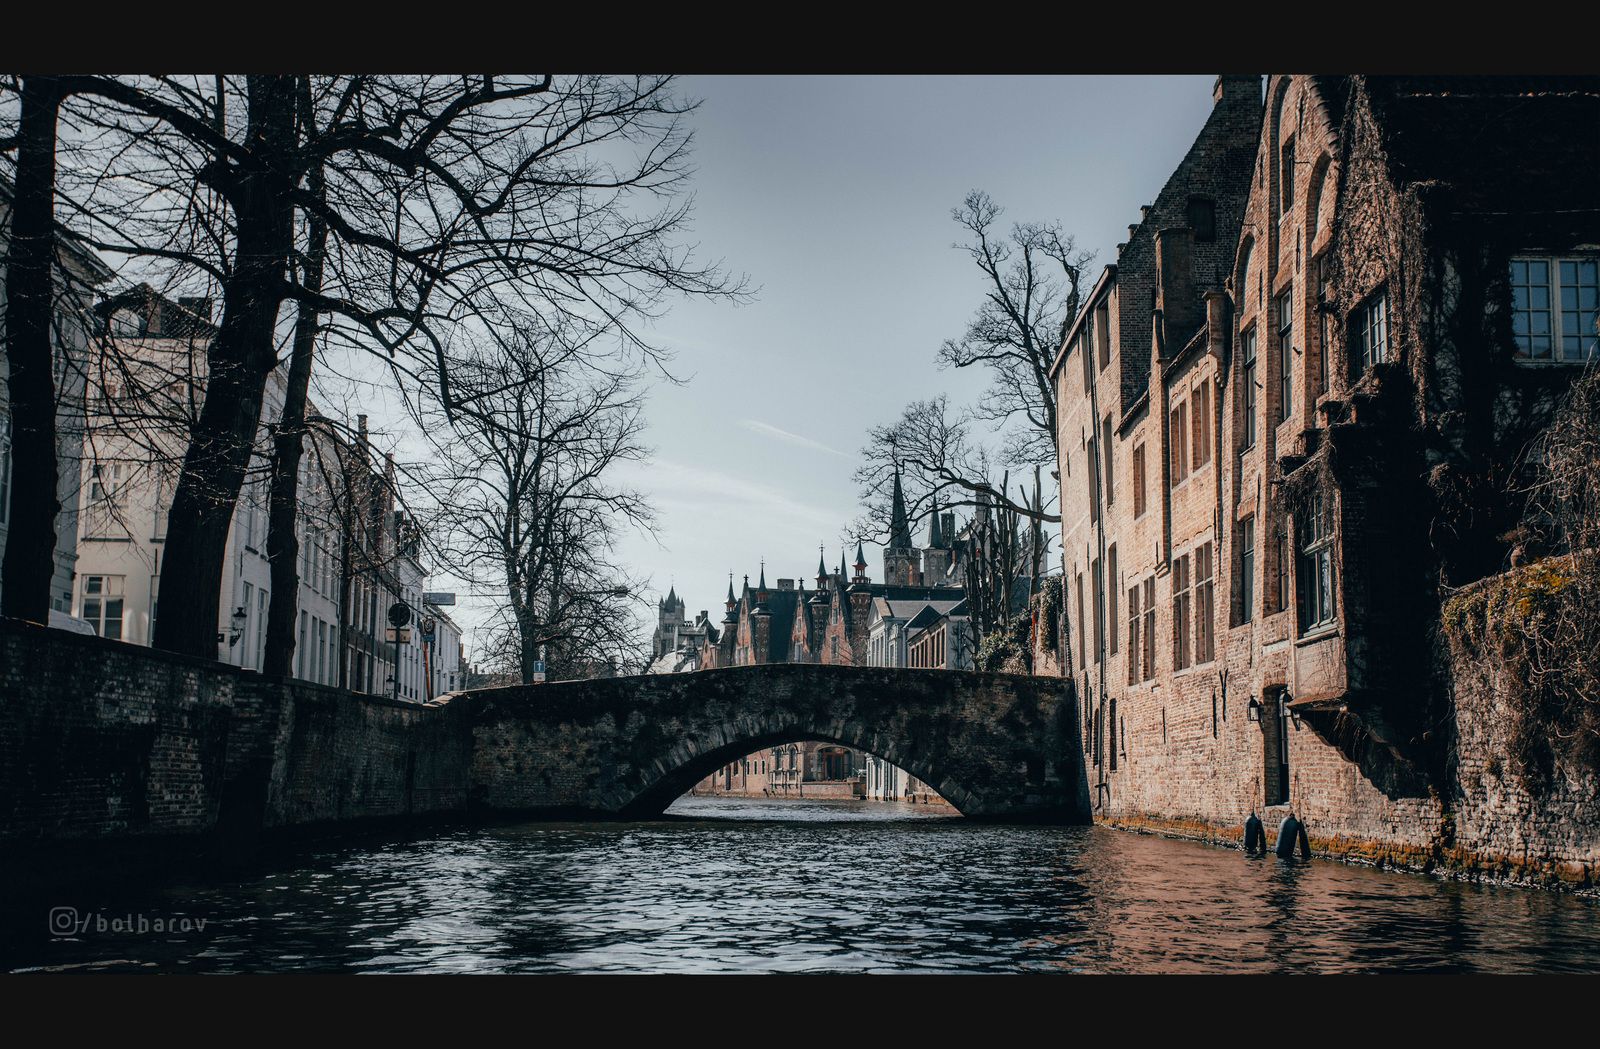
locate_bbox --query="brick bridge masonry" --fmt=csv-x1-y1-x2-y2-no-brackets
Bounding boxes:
465,664,1091,822
1,616,1091,886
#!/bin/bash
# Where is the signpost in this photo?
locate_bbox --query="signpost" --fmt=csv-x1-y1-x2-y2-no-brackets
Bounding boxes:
533,660,546,684
420,618,436,700
388,602,411,702
422,592,455,606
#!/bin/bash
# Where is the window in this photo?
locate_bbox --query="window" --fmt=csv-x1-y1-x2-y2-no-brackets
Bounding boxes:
1241,327,1259,449
1512,258,1598,363
1277,289,1294,423
1195,542,1214,664
1133,443,1147,517
1141,578,1156,682
1080,327,1093,395
1239,517,1255,625
1108,544,1119,656
1188,196,1216,243
1096,305,1111,371
1192,380,1211,469
1172,555,1191,670
81,575,125,640
1276,528,1291,614
1102,416,1114,505
1280,137,1296,217
1356,291,1390,370
1317,258,1332,395
85,462,128,538
1088,428,1100,526
1092,557,1104,664
1075,573,1086,671
1127,584,1140,685
1170,400,1188,485
1299,489,1337,633
241,582,253,667
256,588,268,672
149,576,160,640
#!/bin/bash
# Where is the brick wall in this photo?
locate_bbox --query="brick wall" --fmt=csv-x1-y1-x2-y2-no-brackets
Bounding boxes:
1,616,470,851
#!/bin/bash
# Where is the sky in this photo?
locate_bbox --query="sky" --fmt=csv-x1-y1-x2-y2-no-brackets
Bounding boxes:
416,75,1227,663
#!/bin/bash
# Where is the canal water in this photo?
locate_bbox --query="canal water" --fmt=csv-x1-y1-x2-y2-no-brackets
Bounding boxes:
8,796,1600,973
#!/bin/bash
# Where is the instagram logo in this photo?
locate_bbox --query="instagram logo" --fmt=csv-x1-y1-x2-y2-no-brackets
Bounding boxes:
48,907,79,936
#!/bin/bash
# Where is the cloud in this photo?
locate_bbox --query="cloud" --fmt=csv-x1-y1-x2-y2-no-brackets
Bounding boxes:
737,418,847,457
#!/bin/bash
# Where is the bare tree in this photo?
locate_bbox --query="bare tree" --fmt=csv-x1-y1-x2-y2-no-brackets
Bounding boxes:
855,191,1092,544
421,317,652,683
4,74,740,663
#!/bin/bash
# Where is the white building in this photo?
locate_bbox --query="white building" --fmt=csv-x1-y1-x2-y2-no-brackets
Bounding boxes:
69,284,450,701
0,175,115,615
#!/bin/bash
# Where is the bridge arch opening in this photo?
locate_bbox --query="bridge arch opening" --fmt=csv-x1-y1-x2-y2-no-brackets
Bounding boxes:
618,726,975,820
672,737,955,813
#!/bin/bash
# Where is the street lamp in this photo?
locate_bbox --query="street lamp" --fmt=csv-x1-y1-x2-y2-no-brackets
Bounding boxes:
227,606,248,647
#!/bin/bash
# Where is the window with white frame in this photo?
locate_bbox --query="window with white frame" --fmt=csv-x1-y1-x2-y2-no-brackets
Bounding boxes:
1356,290,1390,370
85,462,129,537
81,575,126,640
1512,258,1598,363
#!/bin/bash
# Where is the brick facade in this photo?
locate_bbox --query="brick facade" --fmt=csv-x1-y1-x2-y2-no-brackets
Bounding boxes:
1052,75,1600,884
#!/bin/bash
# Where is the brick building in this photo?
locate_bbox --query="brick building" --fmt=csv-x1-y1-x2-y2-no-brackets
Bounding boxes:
1054,75,1600,859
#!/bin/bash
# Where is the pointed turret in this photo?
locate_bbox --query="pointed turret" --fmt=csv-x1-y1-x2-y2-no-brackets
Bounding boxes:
927,498,943,548
889,467,913,550
816,546,830,590
884,466,918,585
724,573,737,614
756,562,769,606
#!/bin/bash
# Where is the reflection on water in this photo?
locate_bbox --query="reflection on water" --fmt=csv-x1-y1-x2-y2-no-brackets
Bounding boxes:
8,796,1600,973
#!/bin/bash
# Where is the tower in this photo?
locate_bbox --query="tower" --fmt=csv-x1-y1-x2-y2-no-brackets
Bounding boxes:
884,467,918,586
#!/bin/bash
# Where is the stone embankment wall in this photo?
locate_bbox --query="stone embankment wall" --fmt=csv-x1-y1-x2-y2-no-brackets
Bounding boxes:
0,617,468,855
1079,620,1600,890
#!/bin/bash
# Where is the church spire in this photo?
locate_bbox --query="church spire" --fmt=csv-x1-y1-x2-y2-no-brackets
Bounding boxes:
927,497,943,548
889,466,913,550
816,545,829,590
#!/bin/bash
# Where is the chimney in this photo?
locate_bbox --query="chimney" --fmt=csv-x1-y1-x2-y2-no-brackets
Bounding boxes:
1206,291,1230,361
777,578,794,590
178,297,212,323
1214,74,1262,107
1154,227,1198,343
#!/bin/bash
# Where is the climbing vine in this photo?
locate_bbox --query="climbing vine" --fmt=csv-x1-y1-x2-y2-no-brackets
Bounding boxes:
1442,370,1600,793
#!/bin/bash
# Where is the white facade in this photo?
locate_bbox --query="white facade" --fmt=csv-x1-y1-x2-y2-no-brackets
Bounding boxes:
68,288,450,701
0,181,114,614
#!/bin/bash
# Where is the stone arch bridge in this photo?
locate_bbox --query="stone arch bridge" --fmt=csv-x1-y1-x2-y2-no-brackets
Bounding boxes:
462,664,1091,823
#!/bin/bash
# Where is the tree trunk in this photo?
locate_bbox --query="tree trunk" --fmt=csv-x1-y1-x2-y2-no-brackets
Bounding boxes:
1,76,64,624
262,80,325,677
152,76,297,658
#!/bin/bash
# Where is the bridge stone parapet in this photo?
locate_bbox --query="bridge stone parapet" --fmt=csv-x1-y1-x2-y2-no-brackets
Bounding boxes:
461,663,1091,823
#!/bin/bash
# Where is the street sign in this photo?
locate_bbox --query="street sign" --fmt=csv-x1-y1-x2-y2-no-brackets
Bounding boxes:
533,659,546,683
388,602,412,628
422,592,455,606
385,626,412,644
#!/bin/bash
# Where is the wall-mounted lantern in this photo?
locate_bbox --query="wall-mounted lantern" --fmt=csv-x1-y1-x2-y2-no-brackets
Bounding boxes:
1247,697,1262,723
227,606,248,647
